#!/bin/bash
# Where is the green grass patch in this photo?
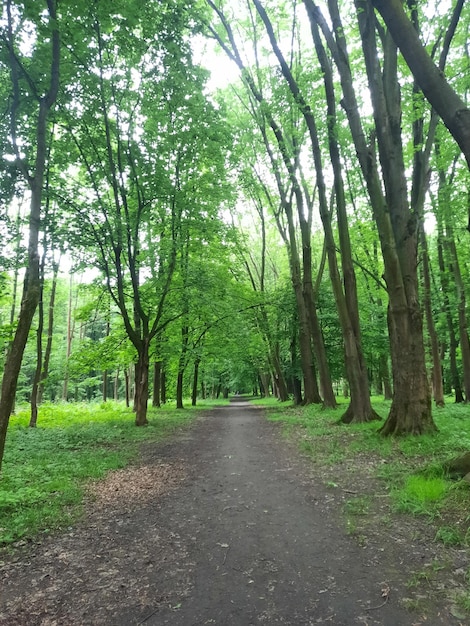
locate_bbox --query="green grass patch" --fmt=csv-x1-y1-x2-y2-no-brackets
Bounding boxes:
391,475,449,517
0,400,200,546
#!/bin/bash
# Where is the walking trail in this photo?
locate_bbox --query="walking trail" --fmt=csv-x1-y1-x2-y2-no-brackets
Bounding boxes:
0,399,463,625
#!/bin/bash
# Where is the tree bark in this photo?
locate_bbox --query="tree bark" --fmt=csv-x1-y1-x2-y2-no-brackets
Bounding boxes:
124,367,130,408
436,220,464,403
38,260,59,404
420,224,445,406
29,277,45,428
161,369,166,404
191,357,200,406
62,274,74,402
114,368,120,401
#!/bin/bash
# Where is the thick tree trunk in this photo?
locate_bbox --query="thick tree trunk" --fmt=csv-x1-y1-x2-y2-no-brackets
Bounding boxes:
381,304,433,435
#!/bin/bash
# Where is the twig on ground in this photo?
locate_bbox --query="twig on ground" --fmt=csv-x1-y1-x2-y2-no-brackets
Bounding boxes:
365,583,390,611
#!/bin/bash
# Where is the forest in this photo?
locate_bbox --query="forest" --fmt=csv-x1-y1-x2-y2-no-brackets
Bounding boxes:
0,0,469,476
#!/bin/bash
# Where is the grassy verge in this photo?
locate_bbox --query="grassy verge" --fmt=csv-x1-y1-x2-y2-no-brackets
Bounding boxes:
0,400,208,547
254,395,470,614
254,395,470,537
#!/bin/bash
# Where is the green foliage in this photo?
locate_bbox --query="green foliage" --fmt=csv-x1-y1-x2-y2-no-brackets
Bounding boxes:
0,401,197,545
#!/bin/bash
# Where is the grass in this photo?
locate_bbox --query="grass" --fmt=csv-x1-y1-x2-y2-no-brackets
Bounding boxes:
391,475,449,517
255,395,470,542
0,399,206,546
255,394,470,616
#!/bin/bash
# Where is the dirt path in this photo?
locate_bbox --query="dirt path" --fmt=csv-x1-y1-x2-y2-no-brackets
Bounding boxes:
0,400,463,625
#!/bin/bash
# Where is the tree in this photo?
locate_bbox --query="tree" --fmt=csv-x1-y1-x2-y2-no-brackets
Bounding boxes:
304,0,437,434
0,0,60,472
253,0,378,423
57,1,230,425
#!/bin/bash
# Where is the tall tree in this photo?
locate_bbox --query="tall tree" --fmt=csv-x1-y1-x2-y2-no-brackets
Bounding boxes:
253,0,378,423
304,0,437,434
59,2,230,424
0,0,60,471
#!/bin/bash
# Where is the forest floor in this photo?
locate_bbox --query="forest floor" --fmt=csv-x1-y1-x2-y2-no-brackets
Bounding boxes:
1,398,469,625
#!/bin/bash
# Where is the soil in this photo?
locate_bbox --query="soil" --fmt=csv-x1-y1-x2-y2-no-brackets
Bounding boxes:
0,398,468,625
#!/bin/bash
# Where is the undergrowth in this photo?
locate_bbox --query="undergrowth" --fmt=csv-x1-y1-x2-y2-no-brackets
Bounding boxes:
0,400,203,546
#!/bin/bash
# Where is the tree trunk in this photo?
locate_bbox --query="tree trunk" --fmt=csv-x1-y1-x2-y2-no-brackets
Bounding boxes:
62,274,74,402
420,224,445,406
435,216,462,401
124,368,130,408
260,373,270,398
437,159,470,401
114,368,120,401
256,0,374,421
161,369,166,404
29,278,44,428
271,345,289,402
191,357,200,407
102,370,108,403
308,0,435,434
38,260,59,404
152,360,161,408
378,354,393,401
134,343,149,426
176,371,184,409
